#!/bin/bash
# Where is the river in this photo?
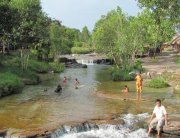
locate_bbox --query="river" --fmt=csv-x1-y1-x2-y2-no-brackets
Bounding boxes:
0,65,179,137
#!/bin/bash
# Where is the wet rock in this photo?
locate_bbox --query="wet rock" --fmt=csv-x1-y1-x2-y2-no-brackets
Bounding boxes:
163,121,180,136
70,122,99,133
22,78,40,85
51,126,67,138
174,85,180,93
0,129,7,137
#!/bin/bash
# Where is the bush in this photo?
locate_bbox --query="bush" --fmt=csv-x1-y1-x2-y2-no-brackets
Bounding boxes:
0,72,23,97
49,62,65,73
176,57,180,66
28,60,49,73
134,60,144,72
71,47,92,54
111,68,134,81
148,77,169,88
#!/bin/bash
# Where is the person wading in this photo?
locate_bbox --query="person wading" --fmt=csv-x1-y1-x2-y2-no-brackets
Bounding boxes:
148,99,168,137
135,72,143,100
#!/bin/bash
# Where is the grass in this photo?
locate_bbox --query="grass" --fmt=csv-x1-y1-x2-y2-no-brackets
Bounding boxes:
175,57,180,66
0,72,23,96
111,69,134,81
71,47,92,54
148,77,169,88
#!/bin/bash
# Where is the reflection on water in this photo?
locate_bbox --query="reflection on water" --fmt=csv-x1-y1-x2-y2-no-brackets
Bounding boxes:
0,65,179,130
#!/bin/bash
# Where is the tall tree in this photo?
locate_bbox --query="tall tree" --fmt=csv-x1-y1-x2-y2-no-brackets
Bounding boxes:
81,26,90,43
137,0,180,47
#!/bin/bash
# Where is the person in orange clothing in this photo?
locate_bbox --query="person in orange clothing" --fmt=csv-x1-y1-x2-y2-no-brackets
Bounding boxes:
135,72,143,100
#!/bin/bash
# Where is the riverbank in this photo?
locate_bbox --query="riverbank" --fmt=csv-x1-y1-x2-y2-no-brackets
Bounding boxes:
0,54,64,98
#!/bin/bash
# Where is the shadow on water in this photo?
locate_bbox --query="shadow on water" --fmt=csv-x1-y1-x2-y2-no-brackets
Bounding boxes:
0,65,179,131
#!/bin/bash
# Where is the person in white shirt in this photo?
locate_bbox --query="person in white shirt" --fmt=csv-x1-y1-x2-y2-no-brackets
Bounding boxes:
148,99,168,136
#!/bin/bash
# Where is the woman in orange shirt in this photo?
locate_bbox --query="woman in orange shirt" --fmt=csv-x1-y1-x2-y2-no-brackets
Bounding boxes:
135,72,143,100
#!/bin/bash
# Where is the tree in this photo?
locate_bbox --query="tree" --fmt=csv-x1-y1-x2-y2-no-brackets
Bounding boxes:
49,22,61,60
137,0,180,47
81,26,90,43
92,7,145,69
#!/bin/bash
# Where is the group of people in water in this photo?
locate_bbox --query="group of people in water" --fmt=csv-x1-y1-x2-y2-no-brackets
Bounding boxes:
121,73,168,137
121,72,143,100
55,76,80,93
55,72,167,137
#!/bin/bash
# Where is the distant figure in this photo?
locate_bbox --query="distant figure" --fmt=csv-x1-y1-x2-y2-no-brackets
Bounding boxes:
55,84,62,93
74,78,80,89
148,99,168,136
147,72,152,79
135,72,143,100
63,76,67,84
122,85,129,93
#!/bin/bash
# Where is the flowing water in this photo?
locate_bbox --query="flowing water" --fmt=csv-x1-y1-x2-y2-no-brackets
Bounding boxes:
0,65,179,137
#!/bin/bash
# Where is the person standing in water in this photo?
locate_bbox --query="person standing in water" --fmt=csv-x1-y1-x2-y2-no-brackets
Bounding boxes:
74,78,80,89
135,72,143,100
148,99,168,137
63,76,67,85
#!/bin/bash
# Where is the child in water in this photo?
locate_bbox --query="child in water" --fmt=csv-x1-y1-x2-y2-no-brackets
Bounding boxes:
74,78,80,89
63,76,67,85
122,85,129,93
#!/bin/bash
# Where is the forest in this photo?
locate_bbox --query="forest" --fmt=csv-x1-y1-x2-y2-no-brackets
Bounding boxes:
0,0,179,96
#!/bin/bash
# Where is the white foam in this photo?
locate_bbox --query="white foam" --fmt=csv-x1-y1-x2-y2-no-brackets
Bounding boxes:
59,113,151,138
60,126,149,138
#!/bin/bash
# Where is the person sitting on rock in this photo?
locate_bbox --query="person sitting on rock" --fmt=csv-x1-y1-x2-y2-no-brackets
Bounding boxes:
148,99,168,136
122,85,129,93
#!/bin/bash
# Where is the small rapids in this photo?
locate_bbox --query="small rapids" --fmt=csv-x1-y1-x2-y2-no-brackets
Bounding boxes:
51,113,150,138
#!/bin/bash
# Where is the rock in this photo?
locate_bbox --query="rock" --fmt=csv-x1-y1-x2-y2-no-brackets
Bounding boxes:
0,129,7,137
174,85,180,93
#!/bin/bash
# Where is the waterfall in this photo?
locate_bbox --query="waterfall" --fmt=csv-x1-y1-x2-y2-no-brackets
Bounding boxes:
77,59,94,65
51,113,150,138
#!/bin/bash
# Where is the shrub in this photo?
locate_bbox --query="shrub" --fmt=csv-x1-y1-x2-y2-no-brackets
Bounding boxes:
49,62,65,73
0,72,23,97
176,57,180,66
111,68,134,81
134,60,144,72
71,47,92,54
148,77,169,88
28,60,49,73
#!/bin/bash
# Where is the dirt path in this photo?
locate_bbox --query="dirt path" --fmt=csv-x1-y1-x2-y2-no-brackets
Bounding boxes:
142,52,180,74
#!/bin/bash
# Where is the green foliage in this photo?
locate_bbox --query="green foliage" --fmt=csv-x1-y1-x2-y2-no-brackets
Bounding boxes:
81,26,90,43
0,72,23,96
134,60,144,71
148,77,169,88
28,60,49,73
176,57,180,66
71,47,92,54
49,62,65,73
111,68,134,81
92,7,145,69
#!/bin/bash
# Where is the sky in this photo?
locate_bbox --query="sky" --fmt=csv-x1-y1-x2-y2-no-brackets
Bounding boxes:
41,0,140,31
